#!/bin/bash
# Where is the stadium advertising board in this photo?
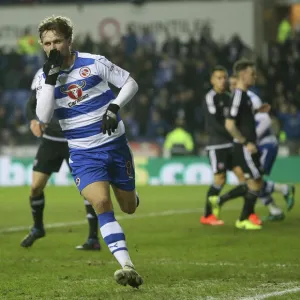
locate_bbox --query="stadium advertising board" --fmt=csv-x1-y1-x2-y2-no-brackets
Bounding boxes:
0,1,254,49
0,156,299,186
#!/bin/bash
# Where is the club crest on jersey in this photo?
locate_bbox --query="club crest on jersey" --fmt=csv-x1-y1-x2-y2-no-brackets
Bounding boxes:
60,81,89,107
79,67,91,78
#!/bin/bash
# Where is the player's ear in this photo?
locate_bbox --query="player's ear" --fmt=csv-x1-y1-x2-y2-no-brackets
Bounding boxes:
238,70,243,80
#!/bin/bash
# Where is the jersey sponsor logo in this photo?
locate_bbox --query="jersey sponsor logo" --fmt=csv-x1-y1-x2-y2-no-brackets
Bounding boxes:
60,81,89,107
112,65,121,76
79,67,91,78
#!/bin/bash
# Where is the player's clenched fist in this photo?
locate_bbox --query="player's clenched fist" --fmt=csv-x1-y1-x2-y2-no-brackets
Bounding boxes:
245,142,257,154
30,120,43,137
101,104,120,136
43,49,63,85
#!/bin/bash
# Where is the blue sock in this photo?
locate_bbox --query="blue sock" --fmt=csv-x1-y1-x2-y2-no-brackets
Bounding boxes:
260,180,274,198
98,211,132,268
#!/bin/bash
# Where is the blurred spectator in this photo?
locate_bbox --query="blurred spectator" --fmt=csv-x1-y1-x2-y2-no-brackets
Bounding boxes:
0,104,11,146
17,27,39,56
277,104,300,155
122,109,139,140
17,27,41,70
293,83,300,110
134,93,151,136
147,110,170,144
277,14,292,44
138,27,156,53
122,25,138,57
163,118,194,158
1,17,300,157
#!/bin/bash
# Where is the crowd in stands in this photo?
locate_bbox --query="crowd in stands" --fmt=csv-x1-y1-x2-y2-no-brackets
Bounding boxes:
1,20,300,155
1,0,149,4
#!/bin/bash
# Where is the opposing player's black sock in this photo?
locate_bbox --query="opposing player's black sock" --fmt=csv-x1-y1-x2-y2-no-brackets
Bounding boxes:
30,193,45,230
84,199,98,239
239,190,258,221
204,184,222,217
219,184,247,206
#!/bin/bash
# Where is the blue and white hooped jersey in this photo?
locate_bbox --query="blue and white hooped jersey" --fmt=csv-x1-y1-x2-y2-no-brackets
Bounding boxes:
247,90,277,146
36,51,129,151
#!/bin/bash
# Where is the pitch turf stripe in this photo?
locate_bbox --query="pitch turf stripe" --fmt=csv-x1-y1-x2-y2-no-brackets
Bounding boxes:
241,286,300,300
0,208,206,233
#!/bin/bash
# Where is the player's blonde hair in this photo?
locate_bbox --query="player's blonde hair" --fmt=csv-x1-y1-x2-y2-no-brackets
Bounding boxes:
38,15,73,43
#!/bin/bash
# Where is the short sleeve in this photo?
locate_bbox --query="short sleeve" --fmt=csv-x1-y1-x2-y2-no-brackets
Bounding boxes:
247,90,262,110
94,56,130,88
228,90,242,119
205,91,216,114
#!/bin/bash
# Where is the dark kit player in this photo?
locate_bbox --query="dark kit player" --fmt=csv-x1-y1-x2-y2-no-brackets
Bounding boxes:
200,66,245,226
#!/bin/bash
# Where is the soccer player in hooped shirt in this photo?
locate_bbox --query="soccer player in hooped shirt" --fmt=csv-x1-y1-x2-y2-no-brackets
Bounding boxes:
35,16,143,288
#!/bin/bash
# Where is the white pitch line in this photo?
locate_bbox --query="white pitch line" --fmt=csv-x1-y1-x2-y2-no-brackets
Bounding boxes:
0,208,203,233
240,287,300,300
148,259,300,269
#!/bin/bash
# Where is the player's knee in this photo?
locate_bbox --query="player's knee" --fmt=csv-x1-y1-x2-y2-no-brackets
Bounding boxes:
30,185,44,198
120,204,136,215
93,198,112,214
233,167,245,183
214,173,226,186
119,197,136,214
247,178,263,192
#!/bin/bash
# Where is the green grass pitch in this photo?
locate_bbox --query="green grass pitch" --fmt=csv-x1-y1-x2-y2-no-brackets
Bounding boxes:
0,185,300,300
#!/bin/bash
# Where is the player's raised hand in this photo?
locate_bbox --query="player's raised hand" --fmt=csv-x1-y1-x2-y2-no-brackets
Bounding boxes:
43,49,63,85
101,104,120,136
257,103,271,113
